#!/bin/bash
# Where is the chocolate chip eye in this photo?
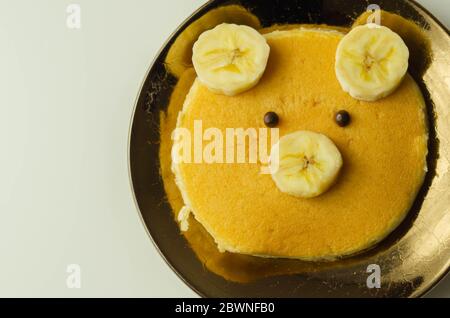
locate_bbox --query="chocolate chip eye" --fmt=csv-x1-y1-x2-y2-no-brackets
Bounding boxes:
264,112,279,128
335,110,351,127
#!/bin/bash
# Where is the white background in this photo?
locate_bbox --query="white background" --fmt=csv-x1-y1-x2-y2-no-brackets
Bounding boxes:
0,0,448,297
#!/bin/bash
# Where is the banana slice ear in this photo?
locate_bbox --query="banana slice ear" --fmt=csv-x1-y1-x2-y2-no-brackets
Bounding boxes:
192,23,270,96
335,24,409,102
352,10,432,76
164,5,261,78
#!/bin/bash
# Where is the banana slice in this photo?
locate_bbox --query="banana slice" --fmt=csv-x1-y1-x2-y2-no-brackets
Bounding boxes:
270,131,343,198
335,24,409,102
192,23,270,96
164,5,261,78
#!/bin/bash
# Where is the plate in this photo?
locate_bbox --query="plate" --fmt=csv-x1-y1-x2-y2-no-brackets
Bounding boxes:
129,0,450,297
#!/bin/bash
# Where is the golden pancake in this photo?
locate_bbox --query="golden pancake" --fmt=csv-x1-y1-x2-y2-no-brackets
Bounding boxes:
168,28,428,260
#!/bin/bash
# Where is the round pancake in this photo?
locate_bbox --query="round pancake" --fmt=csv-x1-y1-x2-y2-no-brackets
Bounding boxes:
172,28,428,260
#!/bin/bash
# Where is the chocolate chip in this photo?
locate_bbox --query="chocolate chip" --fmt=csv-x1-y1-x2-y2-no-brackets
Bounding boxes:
335,110,351,127
264,112,279,128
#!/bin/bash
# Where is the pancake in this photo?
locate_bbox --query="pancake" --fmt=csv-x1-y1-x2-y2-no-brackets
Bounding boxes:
170,28,428,260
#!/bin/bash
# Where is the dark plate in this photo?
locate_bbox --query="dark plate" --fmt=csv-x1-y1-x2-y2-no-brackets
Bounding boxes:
129,0,450,297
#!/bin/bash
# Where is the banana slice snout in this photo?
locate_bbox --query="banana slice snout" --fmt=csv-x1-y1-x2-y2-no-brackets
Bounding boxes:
270,131,343,198
335,24,409,102
192,23,270,96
